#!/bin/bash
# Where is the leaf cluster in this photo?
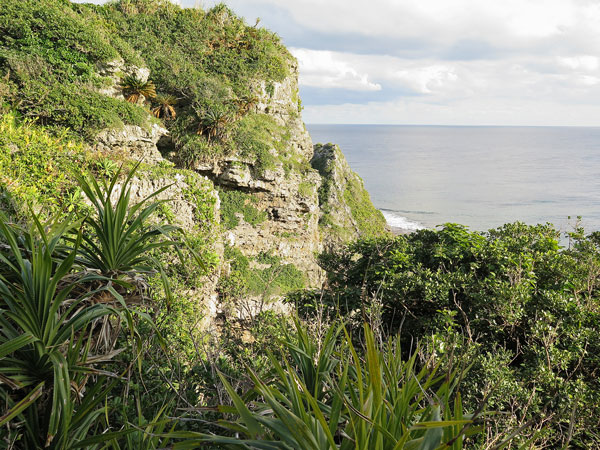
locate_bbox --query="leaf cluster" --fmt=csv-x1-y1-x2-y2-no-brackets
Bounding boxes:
303,222,600,448
175,319,496,449
0,166,181,448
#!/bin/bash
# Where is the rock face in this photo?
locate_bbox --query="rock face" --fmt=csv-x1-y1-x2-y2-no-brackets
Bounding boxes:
95,124,168,164
96,58,151,99
90,56,384,318
195,62,326,288
312,143,388,249
254,60,314,161
111,167,223,327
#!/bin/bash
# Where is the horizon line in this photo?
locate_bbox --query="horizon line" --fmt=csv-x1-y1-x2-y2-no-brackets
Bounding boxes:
305,123,600,128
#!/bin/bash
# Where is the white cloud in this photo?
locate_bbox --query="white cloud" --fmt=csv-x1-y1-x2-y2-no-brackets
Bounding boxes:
71,0,600,124
290,48,381,91
557,55,600,72
225,0,590,49
394,65,459,94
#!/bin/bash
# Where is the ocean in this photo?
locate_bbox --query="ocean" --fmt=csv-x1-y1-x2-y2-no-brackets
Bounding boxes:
306,124,600,235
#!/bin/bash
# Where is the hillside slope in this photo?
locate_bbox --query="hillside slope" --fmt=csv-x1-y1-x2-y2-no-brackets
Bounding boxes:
0,0,387,319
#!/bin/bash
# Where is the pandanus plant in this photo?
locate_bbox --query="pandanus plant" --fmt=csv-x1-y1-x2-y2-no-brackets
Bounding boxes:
172,319,490,449
0,165,177,448
152,94,177,120
0,213,133,448
73,162,177,278
196,107,232,142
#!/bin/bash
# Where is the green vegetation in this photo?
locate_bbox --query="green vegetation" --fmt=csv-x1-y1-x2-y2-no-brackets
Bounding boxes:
313,144,387,242
0,0,293,170
5,0,593,448
221,246,305,299
120,75,156,103
231,113,284,172
293,222,600,448
343,175,387,238
2,169,502,448
0,0,149,136
73,163,178,274
0,112,112,219
219,188,267,229
152,93,177,120
178,319,486,449
0,168,173,448
298,180,315,197
96,0,291,165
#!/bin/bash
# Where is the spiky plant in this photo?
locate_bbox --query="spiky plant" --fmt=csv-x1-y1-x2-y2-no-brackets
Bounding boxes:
73,162,178,278
120,75,156,104
0,212,134,448
197,108,232,142
152,94,177,120
172,320,491,449
233,95,258,118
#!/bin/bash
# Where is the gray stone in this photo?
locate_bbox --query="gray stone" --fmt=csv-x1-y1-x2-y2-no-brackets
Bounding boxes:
96,58,151,99
311,142,387,248
94,124,168,164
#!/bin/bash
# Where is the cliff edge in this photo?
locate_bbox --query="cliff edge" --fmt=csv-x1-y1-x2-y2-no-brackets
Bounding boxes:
0,0,387,325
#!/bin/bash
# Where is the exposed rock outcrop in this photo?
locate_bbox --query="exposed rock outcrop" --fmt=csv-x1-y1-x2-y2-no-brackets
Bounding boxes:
195,62,326,288
93,53,385,317
111,168,223,328
95,124,168,164
312,143,388,249
254,61,313,161
96,58,151,99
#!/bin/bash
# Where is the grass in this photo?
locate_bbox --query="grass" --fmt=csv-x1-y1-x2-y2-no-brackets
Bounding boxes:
219,189,267,230
222,246,306,299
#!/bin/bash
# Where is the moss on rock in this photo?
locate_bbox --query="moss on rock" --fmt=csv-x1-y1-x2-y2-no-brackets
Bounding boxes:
311,142,387,247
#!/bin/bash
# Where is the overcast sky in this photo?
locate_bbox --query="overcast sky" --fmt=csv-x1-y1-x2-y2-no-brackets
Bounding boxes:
79,0,600,126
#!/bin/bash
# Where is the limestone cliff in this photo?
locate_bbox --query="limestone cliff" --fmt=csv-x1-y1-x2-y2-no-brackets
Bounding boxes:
0,0,388,325
312,143,387,249
85,61,384,315
192,61,324,290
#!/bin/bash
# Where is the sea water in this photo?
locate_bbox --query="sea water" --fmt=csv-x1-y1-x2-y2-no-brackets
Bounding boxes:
307,124,600,234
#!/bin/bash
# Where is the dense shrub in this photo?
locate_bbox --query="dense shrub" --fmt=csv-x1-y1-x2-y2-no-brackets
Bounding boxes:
96,0,292,162
0,0,291,155
0,0,149,136
294,223,600,448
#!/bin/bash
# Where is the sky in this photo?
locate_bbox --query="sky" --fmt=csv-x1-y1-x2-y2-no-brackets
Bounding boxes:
76,0,600,126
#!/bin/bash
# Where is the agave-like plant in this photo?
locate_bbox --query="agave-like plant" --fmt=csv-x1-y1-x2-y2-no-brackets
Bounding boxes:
233,95,258,118
73,162,178,278
0,212,132,448
172,319,486,449
152,94,177,120
197,107,232,142
120,75,156,104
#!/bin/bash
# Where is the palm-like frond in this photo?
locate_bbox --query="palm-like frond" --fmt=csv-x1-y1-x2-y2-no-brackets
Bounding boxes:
152,94,177,120
120,75,156,103
72,162,178,277
0,211,128,448
173,320,484,449
196,107,232,142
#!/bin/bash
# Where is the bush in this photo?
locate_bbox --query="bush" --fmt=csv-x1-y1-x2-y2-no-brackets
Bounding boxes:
0,112,88,218
295,223,600,448
0,0,149,137
175,319,495,449
218,188,267,230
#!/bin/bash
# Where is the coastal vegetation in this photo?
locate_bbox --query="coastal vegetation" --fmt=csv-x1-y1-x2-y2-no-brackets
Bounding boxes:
0,0,598,448
295,223,600,448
